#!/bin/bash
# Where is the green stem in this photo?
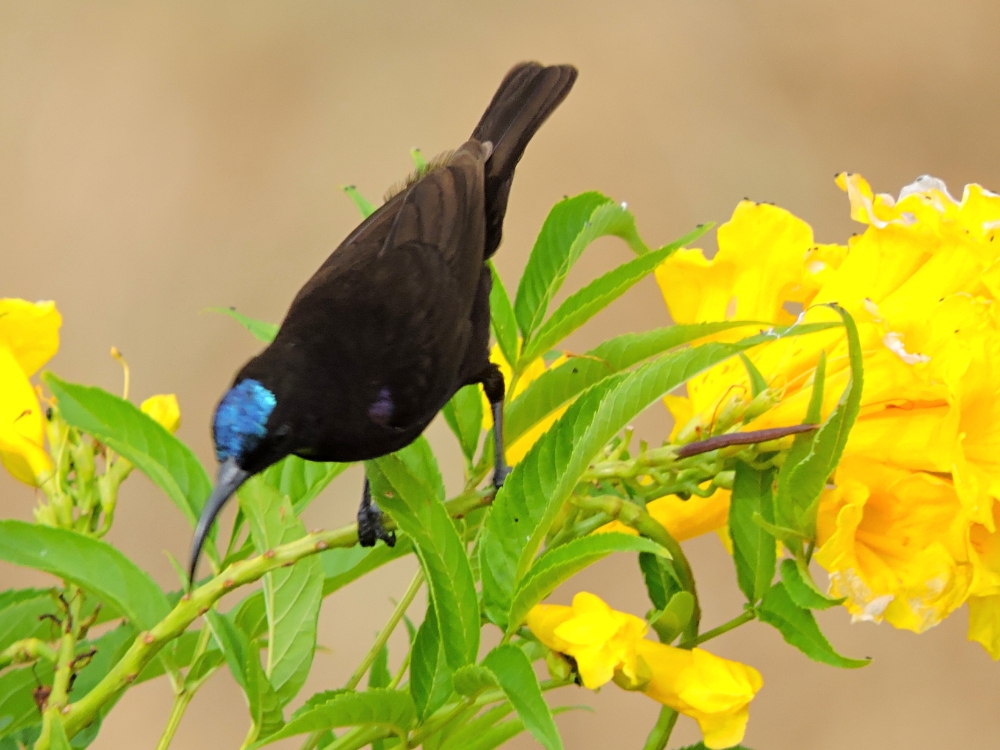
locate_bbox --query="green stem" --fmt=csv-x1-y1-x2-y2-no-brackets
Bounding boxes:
642,707,678,750
345,570,424,691
388,650,411,689
155,688,194,750
0,638,59,670
678,609,755,649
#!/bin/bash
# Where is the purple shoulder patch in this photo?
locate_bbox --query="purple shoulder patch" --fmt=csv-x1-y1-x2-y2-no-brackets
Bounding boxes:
368,387,394,426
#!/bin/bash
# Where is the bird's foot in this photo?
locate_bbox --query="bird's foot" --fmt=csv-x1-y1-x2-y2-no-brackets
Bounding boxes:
493,463,512,490
357,499,396,548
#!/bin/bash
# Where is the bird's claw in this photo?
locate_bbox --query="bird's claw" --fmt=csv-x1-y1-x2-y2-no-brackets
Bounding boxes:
357,500,396,548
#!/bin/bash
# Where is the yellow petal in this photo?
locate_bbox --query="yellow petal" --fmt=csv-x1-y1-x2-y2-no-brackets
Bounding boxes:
637,640,762,750
0,299,61,377
0,344,52,486
141,394,181,434
526,603,575,653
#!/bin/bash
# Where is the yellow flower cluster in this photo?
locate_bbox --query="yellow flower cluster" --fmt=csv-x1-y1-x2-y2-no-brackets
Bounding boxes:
527,592,762,749
0,299,182,488
654,175,1000,655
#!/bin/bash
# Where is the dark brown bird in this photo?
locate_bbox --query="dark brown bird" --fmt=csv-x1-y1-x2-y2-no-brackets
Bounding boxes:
189,62,578,580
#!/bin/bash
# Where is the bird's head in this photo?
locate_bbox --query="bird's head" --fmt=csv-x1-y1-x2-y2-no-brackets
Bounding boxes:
189,374,292,582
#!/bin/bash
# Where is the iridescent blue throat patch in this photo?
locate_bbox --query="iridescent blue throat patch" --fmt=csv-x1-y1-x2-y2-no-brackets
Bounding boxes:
213,379,277,462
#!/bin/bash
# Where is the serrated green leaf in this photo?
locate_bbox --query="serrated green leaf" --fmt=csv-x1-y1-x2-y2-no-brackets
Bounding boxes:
259,457,347,515
779,558,844,610
738,352,768,398
729,461,777,604
506,533,666,635
515,193,652,339
518,229,708,368
238,478,324,706
205,306,279,343
506,321,764,447
639,551,681,612
409,606,453,720
206,610,286,742
369,441,478,669
442,385,483,462
0,522,169,631
757,582,868,668
343,185,376,219
482,645,562,750
252,690,415,748
488,261,519,367
43,374,216,556
481,324,832,627
775,307,862,537
452,665,499,697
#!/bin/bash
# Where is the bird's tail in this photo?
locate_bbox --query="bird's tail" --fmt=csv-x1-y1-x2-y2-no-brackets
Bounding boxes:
472,62,578,257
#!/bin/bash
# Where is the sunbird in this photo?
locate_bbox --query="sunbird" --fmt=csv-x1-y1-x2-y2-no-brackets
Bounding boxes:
189,62,578,580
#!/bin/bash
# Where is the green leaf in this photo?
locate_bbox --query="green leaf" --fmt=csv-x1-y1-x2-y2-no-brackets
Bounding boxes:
369,441,478,668
482,645,562,750
514,192,652,339
452,665,499,697
774,306,862,537
207,611,286,742
259,457,347,515
438,703,515,750
480,324,831,627
0,521,169,631
0,589,58,652
342,185,377,219
729,461,777,604
517,233,703,367
757,582,868,668
649,591,696,644
738,352,768,398
639,551,681,612
42,374,216,557
408,606,453,720
252,690,416,747
320,540,413,597
205,306,279,343
506,321,763,447
488,261,520,367
507,322,831,451
238,478,324,706
779,558,844,610
369,644,391,690
506,533,666,635
441,385,483,462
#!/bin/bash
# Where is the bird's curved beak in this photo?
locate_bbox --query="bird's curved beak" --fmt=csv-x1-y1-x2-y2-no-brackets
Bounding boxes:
188,457,250,585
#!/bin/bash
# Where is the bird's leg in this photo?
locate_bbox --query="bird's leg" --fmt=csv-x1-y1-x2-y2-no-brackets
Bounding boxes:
357,476,396,548
480,363,511,489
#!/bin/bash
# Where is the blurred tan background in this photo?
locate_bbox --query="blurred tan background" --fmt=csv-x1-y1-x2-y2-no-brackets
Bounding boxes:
3,1,1000,748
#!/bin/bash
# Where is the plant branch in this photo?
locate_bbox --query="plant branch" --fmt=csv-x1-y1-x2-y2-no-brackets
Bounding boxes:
678,609,755,649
